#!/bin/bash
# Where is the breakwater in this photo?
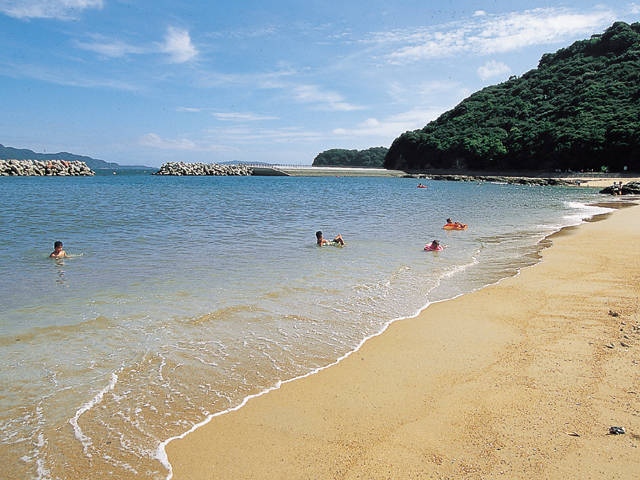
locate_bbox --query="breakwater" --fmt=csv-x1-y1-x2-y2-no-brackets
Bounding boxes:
0,159,94,176
154,162,253,176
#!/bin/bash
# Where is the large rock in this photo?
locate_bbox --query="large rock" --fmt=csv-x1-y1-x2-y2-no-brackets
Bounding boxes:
154,162,253,176
0,159,94,176
599,181,640,195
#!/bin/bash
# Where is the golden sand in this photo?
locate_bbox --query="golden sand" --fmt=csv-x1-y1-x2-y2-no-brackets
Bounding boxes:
166,201,640,480
568,177,640,188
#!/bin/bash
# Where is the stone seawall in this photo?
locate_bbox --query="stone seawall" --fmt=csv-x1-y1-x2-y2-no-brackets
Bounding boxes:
0,159,95,176
154,162,253,176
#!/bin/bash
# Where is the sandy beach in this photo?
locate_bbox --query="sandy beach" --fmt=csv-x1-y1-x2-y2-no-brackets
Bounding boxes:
166,200,640,480
567,177,640,188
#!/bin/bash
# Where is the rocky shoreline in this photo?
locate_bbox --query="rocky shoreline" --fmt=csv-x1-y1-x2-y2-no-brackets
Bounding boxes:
421,174,640,194
0,159,94,176
422,174,578,186
598,181,640,195
154,162,253,176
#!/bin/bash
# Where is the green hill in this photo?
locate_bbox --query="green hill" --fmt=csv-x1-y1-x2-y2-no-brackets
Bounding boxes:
384,21,640,173
312,147,388,167
0,144,120,170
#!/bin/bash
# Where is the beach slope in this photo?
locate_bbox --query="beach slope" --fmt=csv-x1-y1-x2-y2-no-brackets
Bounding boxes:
167,203,640,479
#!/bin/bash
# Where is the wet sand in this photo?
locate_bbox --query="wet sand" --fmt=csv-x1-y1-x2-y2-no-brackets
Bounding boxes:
166,201,640,480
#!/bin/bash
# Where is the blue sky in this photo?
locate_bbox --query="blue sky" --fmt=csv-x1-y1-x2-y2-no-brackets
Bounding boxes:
1,1,638,167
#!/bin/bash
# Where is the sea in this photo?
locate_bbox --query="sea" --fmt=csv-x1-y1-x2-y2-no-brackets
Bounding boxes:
0,170,613,479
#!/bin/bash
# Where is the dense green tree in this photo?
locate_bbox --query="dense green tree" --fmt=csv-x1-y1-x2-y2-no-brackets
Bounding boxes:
384,22,640,173
313,147,388,167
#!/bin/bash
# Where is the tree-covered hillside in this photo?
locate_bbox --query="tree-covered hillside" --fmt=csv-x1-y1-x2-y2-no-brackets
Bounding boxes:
384,22,640,173
313,147,388,167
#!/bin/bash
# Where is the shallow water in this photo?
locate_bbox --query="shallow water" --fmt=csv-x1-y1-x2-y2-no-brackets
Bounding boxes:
0,172,611,479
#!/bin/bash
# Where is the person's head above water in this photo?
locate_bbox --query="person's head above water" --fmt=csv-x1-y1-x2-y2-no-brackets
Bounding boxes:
50,240,67,258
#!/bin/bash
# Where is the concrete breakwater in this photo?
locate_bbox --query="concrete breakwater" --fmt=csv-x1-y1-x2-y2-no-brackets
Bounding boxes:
0,159,94,176
154,162,253,176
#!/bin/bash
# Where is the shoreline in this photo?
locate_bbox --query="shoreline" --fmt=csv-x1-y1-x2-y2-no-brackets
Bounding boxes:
166,201,640,479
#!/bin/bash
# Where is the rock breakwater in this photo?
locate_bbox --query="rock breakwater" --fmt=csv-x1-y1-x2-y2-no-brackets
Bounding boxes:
154,162,253,176
0,159,94,176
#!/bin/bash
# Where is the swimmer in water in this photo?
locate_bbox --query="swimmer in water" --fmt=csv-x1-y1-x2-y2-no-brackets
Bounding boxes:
316,231,345,246
49,241,67,259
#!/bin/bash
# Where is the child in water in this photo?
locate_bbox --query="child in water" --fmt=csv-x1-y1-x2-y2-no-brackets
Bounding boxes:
424,240,444,251
316,231,345,246
446,218,464,228
49,241,67,258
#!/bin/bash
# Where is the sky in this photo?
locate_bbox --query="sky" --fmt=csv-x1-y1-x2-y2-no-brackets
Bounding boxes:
0,1,638,167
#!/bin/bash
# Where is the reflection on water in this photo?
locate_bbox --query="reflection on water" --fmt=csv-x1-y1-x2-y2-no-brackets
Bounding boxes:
53,258,67,286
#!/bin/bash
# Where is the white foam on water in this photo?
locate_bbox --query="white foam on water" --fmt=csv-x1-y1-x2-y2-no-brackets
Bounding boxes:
69,372,119,457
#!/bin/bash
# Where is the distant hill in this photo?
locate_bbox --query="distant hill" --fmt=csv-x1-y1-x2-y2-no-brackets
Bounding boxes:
384,21,640,173
312,147,388,167
0,144,120,170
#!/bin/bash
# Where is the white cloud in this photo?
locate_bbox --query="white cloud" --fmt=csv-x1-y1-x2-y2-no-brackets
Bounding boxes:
139,133,197,151
161,27,198,63
75,37,146,58
212,112,279,121
382,7,616,63
477,60,511,80
292,84,362,111
174,109,278,121
1,59,139,90
210,126,323,144
0,0,102,20
139,133,232,152
332,107,445,140
75,27,198,63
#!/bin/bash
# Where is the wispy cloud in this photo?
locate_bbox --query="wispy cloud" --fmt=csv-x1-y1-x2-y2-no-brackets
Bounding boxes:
75,36,147,58
75,26,198,63
212,112,279,121
139,127,323,153
292,84,362,111
208,126,324,144
161,27,198,63
376,7,616,64
0,0,103,20
175,108,278,121
0,59,139,90
139,133,230,152
477,60,511,80
332,107,446,140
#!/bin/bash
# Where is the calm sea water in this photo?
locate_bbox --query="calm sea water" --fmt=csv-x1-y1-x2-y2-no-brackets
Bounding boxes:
0,171,611,479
